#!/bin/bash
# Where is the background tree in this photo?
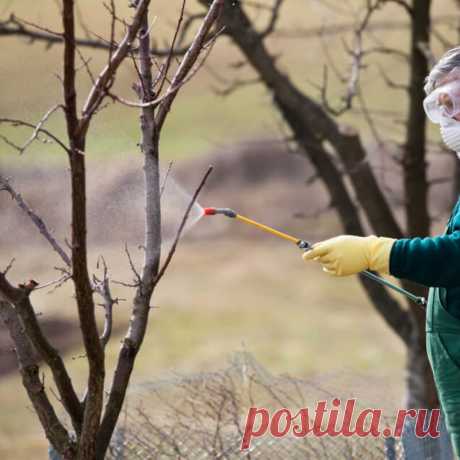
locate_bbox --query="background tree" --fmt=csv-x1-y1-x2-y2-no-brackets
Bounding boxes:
195,0,451,418
0,0,222,458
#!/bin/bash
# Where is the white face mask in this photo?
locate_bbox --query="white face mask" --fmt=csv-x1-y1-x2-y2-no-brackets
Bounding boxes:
440,117,460,159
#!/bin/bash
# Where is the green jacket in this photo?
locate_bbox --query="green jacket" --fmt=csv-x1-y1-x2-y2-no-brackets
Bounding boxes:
390,198,460,317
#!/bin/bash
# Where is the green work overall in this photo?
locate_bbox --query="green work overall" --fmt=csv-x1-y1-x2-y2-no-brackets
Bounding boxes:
426,285,460,458
390,199,460,457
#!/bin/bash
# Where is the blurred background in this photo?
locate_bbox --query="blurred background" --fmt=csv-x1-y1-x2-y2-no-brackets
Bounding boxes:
1,0,459,458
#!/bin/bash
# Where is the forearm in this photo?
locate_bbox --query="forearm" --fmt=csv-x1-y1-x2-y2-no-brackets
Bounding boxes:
389,231,460,287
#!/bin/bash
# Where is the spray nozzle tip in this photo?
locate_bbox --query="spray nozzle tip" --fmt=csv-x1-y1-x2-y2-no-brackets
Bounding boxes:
203,207,237,218
203,207,217,216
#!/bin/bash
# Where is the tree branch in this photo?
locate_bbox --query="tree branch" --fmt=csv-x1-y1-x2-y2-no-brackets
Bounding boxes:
0,301,76,457
0,272,83,435
92,257,115,349
0,175,71,267
259,0,283,39
155,0,224,131
154,165,213,288
0,118,70,154
78,0,155,137
0,13,191,57
62,1,106,456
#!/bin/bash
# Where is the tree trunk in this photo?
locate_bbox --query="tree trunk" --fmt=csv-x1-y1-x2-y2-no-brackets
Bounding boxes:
404,0,431,237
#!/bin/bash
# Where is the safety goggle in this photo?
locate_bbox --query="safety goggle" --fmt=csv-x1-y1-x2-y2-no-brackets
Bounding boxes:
423,79,460,124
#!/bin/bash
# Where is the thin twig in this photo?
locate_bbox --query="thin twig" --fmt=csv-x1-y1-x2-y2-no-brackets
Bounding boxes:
124,243,142,287
0,13,191,57
0,175,71,267
259,0,283,38
160,161,174,198
35,274,72,292
157,0,187,96
2,258,15,276
0,118,70,153
153,166,213,288
92,256,115,348
19,105,64,154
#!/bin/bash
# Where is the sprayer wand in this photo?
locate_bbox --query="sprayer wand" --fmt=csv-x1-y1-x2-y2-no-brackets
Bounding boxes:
204,207,426,307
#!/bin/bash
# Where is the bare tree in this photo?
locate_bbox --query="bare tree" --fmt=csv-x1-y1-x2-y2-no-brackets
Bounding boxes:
196,0,441,415
0,0,222,458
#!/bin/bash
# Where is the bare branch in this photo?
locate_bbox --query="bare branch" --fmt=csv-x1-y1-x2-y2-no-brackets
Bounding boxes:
35,274,72,292
384,0,413,16
378,64,409,91
177,12,206,47
160,161,174,200
3,258,15,276
0,175,71,267
75,47,96,85
108,43,221,109
124,243,142,287
156,0,187,96
0,118,70,154
0,13,190,57
357,88,385,146
362,45,409,61
321,0,383,116
106,0,116,64
19,105,64,154
273,16,451,39
0,272,83,434
7,14,62,39
92,256,115,348
78,0,157,136
155,0,225,131
154,166,213,288
259,0,283,38
0,301,76,457
62,0,79,141
319,66,347,116
213,76,261,97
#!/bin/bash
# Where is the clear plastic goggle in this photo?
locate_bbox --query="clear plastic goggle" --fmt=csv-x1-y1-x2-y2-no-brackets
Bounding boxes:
423,79,460,124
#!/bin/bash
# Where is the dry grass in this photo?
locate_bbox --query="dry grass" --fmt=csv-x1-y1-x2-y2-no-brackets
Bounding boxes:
0,237,406,459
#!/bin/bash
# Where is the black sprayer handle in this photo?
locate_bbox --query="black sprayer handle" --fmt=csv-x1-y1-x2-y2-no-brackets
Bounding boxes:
296,239,426,308
297,240,311,250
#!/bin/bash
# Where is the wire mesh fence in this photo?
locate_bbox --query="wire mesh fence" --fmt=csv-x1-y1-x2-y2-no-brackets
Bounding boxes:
104,352,454,460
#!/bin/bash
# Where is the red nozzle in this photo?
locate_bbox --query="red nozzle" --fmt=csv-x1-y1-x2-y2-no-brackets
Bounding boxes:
203,207,217,216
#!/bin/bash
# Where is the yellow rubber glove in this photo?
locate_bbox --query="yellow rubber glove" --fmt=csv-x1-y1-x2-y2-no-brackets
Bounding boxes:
302,235,396,276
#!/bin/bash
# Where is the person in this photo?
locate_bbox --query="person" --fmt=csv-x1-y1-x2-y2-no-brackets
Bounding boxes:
303,46,460,457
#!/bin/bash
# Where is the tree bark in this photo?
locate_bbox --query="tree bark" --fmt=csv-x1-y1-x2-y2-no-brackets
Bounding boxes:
400,0,438,409
0,301,76,458
404,0,431,238
63,1,105,457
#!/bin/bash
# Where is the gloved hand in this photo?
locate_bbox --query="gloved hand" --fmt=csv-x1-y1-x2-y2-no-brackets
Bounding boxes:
302,235,396,276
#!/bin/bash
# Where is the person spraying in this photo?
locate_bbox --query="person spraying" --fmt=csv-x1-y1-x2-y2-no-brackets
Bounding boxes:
303,47,460,457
